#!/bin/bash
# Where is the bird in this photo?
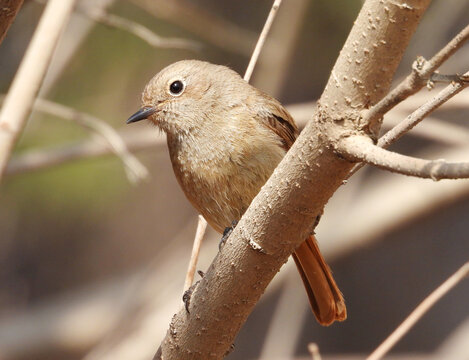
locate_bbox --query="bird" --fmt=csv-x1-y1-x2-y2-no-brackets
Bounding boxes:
127,60,346,325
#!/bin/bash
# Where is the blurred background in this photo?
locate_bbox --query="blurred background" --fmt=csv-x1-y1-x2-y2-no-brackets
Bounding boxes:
0,0,468,359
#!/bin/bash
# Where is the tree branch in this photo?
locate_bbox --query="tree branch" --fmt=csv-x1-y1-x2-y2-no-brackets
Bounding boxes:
6,128,164,177
79,7,201,51
0,0,24,46
243,0,282,82
155,1,431,359
346,72,469,179
364,23,469,131
0,0,77,182
183,215,207,292
338,135,469,180
129,0,257,56
378,71,469,147
30,98,149,183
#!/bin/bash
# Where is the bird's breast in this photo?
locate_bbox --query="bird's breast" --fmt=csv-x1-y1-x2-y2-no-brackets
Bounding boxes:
167,130,285,233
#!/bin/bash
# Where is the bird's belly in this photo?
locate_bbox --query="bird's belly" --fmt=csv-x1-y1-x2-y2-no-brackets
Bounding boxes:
168,132,286,233
177,164,268,233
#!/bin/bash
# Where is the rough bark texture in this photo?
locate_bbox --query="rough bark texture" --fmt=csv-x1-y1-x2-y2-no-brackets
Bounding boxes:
0,0,24,46
156,1,431,359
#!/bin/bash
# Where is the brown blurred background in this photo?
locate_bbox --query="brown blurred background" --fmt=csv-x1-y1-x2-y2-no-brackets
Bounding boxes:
0,1,468,359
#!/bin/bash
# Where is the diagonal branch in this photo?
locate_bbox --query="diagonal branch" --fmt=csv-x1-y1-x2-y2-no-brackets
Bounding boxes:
154,1,431,359
6,128,164,176
0,0,77,182
30,98,149,183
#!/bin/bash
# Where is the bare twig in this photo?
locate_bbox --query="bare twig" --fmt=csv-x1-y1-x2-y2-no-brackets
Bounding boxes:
0,0,77,182
308,343,322,360
339,135,469,180
378,71,469,148
183,215,207,291
0,0,24,45
31,98,148,183
364,24,469,128
6,128,164,176
346,75,469,178
244,0,282,82
384,114,469,147
129,0,256,56
80,8,201,51
367,262,469,360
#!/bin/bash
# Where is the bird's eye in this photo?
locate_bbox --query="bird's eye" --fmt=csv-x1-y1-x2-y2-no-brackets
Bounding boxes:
169,80,185,96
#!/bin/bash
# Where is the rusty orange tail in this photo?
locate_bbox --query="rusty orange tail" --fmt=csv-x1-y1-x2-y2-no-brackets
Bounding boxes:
292,235,347,325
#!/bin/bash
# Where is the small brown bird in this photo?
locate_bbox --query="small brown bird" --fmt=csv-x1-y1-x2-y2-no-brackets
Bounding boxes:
127,60,346,325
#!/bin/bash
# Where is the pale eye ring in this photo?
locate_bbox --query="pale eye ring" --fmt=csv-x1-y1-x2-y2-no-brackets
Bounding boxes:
169,80,185,96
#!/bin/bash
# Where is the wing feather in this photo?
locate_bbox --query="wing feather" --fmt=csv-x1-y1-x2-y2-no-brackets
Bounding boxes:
252,90,299,150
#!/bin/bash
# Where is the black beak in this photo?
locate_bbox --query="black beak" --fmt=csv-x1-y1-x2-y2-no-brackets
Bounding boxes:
126,107,157,124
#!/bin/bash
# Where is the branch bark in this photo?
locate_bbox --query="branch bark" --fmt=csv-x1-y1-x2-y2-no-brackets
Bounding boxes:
0,0,77,182
339,135,469,180
155,1,431,359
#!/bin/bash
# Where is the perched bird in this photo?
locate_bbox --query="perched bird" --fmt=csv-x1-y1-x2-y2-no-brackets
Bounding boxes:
127,60,346,325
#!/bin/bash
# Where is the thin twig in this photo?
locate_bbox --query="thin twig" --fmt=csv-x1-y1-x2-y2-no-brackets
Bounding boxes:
367,262,469,360
6,129,164,176
187,0,284,288
183,216,208,292
0,0,78,182
308,343,322,360
339,135,469,180
364,24,469,126
384,114,469,147
244,0,282,82
347,72,469,178
80,8,201,51
378,71,469,148
129,0,256,56
31,98,149,183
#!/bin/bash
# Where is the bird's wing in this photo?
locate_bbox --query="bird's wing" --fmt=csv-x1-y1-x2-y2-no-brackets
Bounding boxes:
253,91,299,150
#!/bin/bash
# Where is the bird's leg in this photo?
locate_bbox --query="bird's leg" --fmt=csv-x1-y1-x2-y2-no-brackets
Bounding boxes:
182,270,204,313
219,220,238,250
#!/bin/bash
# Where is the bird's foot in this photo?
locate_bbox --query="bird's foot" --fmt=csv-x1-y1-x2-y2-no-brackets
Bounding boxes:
182,270,205,313
219,220,238,250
